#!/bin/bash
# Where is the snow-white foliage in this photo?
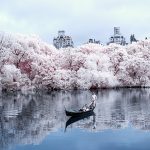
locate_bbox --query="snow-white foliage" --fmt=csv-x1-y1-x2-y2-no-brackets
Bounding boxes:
0,32,150,91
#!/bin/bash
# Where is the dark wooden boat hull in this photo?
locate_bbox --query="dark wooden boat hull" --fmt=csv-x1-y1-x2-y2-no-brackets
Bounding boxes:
65,111,95,129
65,107,95,117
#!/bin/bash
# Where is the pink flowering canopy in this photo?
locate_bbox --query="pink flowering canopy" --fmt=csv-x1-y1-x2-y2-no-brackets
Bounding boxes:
0,32,150,92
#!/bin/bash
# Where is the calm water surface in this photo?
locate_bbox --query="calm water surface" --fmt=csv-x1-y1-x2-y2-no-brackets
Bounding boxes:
1,89,150,150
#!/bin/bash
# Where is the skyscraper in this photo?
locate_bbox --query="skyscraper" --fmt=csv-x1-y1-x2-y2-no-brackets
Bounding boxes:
53,31,74,49
107,27,127,46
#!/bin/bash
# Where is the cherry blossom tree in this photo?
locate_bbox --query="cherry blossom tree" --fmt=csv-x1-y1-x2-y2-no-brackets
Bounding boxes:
1,32,150,92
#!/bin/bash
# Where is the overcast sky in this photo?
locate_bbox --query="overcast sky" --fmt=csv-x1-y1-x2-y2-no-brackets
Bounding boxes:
0,0,150,46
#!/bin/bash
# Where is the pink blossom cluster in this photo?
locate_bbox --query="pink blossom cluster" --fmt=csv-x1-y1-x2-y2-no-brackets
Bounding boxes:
0,32,150,92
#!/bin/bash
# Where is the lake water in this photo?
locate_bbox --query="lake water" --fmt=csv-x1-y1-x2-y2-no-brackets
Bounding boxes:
1,89,150,150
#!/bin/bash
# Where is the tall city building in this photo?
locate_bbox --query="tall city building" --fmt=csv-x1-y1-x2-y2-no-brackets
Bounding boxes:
53,31,74,49
107,27,127,46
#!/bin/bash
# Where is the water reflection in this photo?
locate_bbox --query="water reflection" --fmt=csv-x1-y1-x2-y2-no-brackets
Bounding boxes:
65,112,96,132
0,89,150,149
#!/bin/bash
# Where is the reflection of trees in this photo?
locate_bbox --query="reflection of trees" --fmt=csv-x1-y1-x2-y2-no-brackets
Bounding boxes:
0,89,150,149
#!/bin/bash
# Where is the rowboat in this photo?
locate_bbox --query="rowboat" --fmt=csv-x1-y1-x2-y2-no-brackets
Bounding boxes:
65,105,95,117
65,112,95,130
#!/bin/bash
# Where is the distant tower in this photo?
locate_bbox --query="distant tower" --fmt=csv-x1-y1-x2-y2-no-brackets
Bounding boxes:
58,30,65,37
53,30,74,49
107,27,127,46
114,27,120,36
130,34,137,44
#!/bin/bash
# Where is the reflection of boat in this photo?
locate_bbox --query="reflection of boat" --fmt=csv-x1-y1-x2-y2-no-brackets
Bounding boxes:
65,112,95,131
65,106,95,117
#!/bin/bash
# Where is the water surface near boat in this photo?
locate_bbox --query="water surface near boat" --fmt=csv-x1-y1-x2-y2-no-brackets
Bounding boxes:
1,89,150,150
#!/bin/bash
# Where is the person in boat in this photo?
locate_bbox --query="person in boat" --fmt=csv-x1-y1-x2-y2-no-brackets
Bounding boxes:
92,93,97,101
88,93,97,109
80,93,97,112
80,104,89,112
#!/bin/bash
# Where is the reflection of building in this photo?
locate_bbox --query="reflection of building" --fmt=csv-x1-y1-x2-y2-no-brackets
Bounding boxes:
107,27,127,46
53,31,74,49
130,34,137,44
88,39,100,44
